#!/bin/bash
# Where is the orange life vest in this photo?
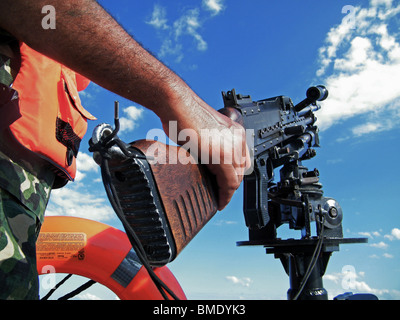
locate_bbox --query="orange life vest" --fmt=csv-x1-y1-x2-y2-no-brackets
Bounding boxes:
8,42,96,182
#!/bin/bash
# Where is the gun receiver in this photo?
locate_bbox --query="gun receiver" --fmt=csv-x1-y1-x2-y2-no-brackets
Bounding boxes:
219,86,327,230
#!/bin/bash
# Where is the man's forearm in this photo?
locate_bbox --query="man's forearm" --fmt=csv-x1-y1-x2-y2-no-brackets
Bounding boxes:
0,0,250,210
0,0,190,118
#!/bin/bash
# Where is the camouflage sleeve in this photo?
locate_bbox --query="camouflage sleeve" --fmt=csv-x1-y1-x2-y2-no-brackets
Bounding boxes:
0,189,42,300
0,28,20,86
0,150,54,223
0,150,55,300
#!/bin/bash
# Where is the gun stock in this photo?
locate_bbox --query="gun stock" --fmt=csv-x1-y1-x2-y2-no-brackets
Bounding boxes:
106,139,218,266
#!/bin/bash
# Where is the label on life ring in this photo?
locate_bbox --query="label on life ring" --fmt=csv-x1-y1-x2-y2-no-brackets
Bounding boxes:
36,232,87,261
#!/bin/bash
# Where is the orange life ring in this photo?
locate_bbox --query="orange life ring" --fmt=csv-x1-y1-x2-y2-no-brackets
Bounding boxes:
36,216,186,300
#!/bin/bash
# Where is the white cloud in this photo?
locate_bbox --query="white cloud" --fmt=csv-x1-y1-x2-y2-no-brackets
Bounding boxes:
384,228,400,241
203,0,225,16
173,9,208,52
46,157,116,224
147,3,224,62
76,152,98,172
213,219,238,226
146,4,168,30
47,186,114,222
316,0,400,136
74,152,99,182
326,158,343,165
358,231,381,239
160,39,184,63
352,122,383,136
391,228,400,240
119,105,144,133
370,0,392,7
225,276,252,287
325,269,390,297
77,292,102,300
370,241,388,249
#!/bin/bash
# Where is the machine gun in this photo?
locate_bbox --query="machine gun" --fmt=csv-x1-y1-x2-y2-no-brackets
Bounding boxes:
220,86,369,300
220,86,326,233
89,86,369,300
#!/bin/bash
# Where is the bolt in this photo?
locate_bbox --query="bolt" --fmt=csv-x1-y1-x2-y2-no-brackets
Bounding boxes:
329,207,338,218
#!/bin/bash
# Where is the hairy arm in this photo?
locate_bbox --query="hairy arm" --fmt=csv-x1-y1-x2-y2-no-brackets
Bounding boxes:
0,0,183,114
0,0,250,209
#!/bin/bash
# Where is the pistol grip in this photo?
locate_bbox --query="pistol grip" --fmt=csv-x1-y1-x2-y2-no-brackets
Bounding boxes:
243,164,271,229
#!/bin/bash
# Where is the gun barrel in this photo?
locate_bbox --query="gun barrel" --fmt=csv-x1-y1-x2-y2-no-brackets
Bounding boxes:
306,85,328,102
297,103,321,117
282,132,315,159
294,86,328,113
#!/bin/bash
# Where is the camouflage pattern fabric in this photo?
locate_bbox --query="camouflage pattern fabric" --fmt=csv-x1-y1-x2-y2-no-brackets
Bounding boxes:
0,151,54,300
0,189,42,300
0,29,19,87
0,151,54,221
0,53,13,86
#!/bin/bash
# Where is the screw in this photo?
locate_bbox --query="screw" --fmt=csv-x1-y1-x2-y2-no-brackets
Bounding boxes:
329,207,338,218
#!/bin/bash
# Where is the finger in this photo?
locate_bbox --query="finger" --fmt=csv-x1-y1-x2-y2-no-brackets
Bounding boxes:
207,163,240,211
233,142,252,181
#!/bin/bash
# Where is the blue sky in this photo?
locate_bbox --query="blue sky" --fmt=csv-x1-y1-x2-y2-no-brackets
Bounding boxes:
40,0,400,300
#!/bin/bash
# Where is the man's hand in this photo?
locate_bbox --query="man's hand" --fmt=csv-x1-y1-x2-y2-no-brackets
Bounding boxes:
159,92,251,211
201,115,251,210
0,0,250,209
